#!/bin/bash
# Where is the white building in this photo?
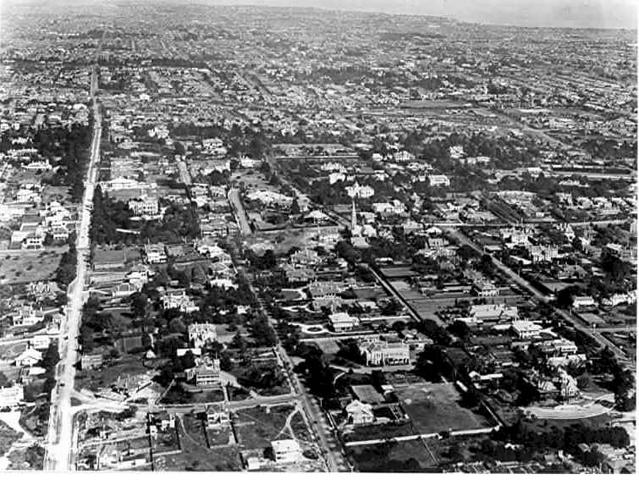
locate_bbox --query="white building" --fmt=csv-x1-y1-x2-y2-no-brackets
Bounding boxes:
572,296,597,310
345,399,375,425
162,290,198,313
511,320,543,339
360,340,410,366
271,439,302,463
329,312,360,332
188,323,217,348
144,244,167,264
428,175,451,187
0,385,24,408
15,348,43,367
29,335,51,350
128,196,159,216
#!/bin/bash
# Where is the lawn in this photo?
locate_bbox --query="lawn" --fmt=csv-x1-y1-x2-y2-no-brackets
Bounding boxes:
160,385,225,405
165,416,242,471
348,438,438,472
396,383,492,435
206,426,234,447
233,405,294,449
0,250,65,285
181,413,208,447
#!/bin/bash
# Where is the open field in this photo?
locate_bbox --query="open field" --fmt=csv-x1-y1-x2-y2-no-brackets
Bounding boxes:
161,386,226,405
396,383,492,434
0,249,65,285
233,405,294,449
163,416,242,471
181,413,208,447
347,438,438,472
75,355,149,391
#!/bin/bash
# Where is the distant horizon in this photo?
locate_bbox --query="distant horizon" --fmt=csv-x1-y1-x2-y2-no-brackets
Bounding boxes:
200,0,638,30
2,0,637,30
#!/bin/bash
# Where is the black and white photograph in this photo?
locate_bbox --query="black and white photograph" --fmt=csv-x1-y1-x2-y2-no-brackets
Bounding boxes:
0,0,636,474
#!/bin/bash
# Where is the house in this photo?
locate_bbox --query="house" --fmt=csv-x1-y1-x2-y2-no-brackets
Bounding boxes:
290,248,321,267
187,359,221,387
329,312,360,332
572,296,597,310
204,404,230,428
188,323,217,348
148,411,175,437
360,340,410,366
81,353,104,370
29,335,51,350
271,439,302,463
11,305,43,326
344,400,375,425
283,265,316,284
0,385,24,408
15,348,43,367
473,279,499,297
537,339,579,356
21,231,45,250
162,289,198,313
110,282,141,298
128,196,159,216
428,175,451,187
511,320,543,339
144,243,167,264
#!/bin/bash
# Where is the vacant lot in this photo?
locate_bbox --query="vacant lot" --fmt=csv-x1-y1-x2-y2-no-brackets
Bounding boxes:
396,383,492,435
0,250,65,285
348,438,438,472
165,416,242,471
233,405,294,449
75,355,149,391
160,385,225,405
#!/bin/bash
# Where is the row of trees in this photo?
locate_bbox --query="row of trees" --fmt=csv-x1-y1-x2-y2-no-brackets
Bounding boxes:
54,233,77,288
36,123,92,201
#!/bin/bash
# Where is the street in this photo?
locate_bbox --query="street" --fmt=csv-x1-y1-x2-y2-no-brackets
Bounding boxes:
43,62,102,471
228,187,252,236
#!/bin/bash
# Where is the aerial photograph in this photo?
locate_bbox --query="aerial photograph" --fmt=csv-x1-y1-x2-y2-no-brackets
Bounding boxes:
0,0,636,474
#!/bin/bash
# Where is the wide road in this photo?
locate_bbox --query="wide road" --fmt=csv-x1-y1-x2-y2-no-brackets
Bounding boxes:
240,266,349,472
228,187,252,236
446,228,633,366
44,63,102,471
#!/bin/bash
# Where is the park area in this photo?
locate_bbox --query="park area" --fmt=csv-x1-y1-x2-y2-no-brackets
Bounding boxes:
395,383,493,435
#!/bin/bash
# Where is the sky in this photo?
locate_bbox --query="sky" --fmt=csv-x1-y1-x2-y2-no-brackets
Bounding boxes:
206,0,638,29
